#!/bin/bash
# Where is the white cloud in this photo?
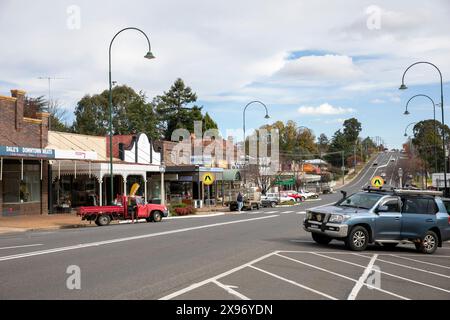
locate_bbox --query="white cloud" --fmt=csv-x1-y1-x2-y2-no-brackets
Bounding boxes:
275,54,362,81
370,98,385,104
298,103,355,116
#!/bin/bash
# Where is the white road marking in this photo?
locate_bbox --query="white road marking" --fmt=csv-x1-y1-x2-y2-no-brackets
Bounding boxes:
276,253,408,300
0,244,43,250
212,280,250,300
356,253,450,278
281,211,294,214
389,254,450,270
313,252,450,293
348,254,378,300
297,211,306,214
159,251,278,300
290,240,315,243
277,250,450,258
265,211,278,214
166,212,225,219
249,265,338,300
369,155,392,181
0,215,279,262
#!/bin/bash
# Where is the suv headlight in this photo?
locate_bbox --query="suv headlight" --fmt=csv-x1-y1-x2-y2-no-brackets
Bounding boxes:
328,214,350,223
306,211,312,219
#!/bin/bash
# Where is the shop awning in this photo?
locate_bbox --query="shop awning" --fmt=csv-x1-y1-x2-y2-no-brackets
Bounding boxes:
222,169,241,181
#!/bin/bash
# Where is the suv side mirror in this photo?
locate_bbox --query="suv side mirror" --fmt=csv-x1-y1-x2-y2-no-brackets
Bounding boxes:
376,205,389,213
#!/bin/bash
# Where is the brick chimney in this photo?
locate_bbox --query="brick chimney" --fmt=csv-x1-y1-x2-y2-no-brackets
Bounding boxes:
36,112,50,148
11,89,26,130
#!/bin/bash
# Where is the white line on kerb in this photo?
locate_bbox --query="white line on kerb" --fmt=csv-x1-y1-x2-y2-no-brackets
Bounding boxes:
0,244,43,250
0,215,279,262
347,254,378,300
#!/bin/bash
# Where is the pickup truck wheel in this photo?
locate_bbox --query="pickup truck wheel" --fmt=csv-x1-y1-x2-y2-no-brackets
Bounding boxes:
417,231,438,254
346,226,369,251
312,233,332,245
270,201,277,208
152,211,162,222
301,196,306,202
96,215,111,226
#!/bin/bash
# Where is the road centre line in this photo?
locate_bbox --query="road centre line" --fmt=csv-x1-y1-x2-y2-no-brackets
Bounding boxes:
248,265,338,300
0,215,279,263
347,254,378,300
313,252,450,293
355,253,450,278
389,254,450,270
276,253,408,300
0,244,43,250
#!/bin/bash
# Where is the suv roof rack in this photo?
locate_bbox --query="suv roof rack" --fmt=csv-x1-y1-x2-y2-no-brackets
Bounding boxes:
362,186,442,196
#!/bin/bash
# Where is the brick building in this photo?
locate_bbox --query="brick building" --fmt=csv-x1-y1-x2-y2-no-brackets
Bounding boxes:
0,89,51,215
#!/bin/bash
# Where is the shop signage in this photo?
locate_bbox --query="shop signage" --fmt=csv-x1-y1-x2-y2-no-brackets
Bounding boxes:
0,145,55,158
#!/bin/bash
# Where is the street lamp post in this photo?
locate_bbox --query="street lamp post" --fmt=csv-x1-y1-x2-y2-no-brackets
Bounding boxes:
242,100,270,186
400,61,447,195
108,27,154,204
403,94,438,172
159,162,166,205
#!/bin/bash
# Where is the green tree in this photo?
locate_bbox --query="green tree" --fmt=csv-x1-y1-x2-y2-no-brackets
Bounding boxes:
24,96,70,132
155,78,218,139
412,120,450,172
317,133,329,153
73,85,159,139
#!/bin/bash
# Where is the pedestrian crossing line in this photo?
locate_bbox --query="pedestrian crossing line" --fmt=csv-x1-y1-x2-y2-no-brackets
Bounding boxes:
297,211,306,214
265,211,278,214
281,210,294,214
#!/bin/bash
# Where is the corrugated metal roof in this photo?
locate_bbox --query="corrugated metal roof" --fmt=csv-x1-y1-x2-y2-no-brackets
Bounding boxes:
47,131,109,161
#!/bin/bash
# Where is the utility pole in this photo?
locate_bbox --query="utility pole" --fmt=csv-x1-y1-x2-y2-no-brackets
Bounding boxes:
342,151,345,186
37,76,66,130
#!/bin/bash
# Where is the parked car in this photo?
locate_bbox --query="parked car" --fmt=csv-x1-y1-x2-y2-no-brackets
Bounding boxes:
285,191,305,202
261,195,279,208
297,189,319,200
262,192,296,204
302,188,450,254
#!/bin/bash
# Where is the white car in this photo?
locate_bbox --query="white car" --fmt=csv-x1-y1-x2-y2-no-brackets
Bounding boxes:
262,192,296,203
297,189,319,200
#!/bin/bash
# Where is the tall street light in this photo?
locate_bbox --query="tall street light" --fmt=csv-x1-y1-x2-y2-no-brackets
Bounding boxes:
400,61,447,195
404,121,418,137
403,94,438,172
108,27,154,204
242,101,270,185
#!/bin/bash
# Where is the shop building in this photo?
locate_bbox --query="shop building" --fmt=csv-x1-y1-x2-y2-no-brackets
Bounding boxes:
0,89,50,216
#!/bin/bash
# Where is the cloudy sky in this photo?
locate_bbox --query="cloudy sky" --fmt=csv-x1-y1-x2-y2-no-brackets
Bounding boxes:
1,0,450,148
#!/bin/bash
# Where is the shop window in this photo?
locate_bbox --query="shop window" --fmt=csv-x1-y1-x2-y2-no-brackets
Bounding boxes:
2,162,40,203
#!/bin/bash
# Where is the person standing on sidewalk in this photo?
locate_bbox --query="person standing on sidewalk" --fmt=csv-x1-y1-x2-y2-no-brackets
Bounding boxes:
237,192,244,212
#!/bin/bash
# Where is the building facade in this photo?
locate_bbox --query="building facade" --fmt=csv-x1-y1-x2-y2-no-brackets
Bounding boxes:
0,90,50,215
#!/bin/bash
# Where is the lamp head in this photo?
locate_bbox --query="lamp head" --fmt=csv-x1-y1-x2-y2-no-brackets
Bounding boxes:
403,110,410,115
399,83,408,90
264,114,270,119
404,133,407,137
144,51,155,59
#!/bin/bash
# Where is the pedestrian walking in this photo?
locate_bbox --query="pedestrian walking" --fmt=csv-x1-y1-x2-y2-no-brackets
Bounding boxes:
237,192,244,212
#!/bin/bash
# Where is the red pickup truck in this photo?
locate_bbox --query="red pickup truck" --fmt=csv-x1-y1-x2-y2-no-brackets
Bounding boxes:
77,195,168,226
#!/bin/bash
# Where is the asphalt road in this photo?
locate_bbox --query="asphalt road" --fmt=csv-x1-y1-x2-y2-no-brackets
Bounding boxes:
1,151,449,300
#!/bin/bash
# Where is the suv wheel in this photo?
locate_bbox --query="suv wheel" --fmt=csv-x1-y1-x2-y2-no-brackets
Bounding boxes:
417,231,438,254
346,226,369,251
270,201,277,208
312,233,332,245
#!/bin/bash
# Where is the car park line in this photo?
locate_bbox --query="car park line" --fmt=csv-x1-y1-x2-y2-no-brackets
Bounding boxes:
159,251,278,300
248,265,338,300
0,215,279,263
355,253,450,279
0,244,42,250
313,252,450,294
347,254,378,300
275,253,408,300
278,250,450,258
281,210,294,214
389,254,450,270
211,280,250,300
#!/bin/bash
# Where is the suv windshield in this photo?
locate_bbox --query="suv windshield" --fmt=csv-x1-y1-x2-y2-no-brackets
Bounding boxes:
338,192,383,209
